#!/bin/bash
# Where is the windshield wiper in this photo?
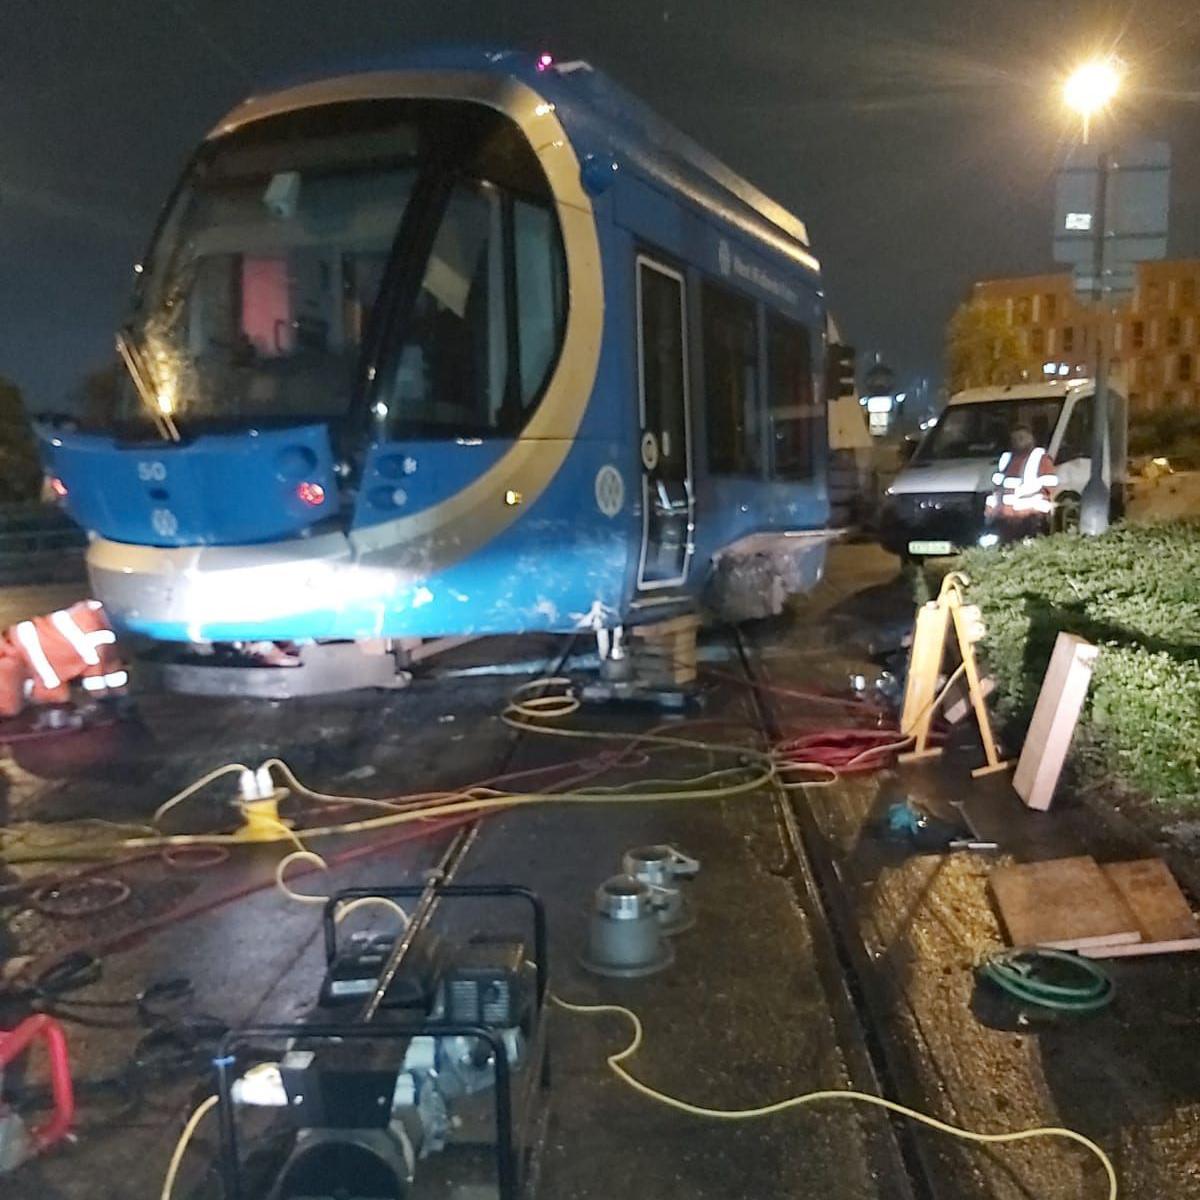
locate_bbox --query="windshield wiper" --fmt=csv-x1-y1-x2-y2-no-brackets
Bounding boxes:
116,327,180,442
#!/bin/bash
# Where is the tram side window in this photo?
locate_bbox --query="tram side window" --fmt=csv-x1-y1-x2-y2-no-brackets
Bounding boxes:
767,314,815,478
383,186,566,437
703,283,761,475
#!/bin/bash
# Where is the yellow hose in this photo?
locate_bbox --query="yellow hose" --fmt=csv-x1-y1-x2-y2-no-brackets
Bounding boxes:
553,997,1118,1200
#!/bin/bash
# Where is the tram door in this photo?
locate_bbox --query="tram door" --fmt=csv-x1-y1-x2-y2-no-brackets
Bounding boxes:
635,257,694,590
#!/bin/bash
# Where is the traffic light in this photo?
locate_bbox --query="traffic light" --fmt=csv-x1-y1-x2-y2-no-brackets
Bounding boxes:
824,343,856,400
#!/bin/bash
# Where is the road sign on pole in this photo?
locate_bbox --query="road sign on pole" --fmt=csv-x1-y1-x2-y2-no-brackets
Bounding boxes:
1054,140,1170,297
1053,140,1169,534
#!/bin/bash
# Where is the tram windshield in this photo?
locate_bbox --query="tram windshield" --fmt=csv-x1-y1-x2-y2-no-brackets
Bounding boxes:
102,98,566,439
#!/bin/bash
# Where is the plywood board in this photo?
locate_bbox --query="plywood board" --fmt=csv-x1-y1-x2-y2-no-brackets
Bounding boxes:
990,855,1141,950
1100,859,1200,943
1013,632,1099,811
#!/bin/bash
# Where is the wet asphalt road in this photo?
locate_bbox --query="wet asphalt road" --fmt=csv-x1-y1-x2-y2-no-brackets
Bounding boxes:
0,573,893,1200
3,544,1200,1198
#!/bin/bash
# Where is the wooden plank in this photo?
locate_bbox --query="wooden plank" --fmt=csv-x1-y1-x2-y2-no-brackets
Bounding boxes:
951,604,1007,772
898,747,944,765
970,759,1013,779
900,601,950,744
1013,632,1099,811
990,855,1142,950
1081,937,1200,959
668,624,697,685
1100,859,1200,943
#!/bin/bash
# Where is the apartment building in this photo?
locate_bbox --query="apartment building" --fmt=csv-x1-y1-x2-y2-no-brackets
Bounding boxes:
970,259,1200,412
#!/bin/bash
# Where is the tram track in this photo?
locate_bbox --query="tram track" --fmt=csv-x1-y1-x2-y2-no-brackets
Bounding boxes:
348,635,584,1021
730,623,935,1200
389,627,945,1199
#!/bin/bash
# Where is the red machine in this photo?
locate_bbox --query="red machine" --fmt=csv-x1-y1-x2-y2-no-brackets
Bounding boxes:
0,1015,75,1172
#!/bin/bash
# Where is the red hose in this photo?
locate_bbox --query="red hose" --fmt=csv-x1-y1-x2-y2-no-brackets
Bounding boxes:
0,1015,75,1153
701,663,889,716
25,814,477,982
776,727,913,773
16,746,653,979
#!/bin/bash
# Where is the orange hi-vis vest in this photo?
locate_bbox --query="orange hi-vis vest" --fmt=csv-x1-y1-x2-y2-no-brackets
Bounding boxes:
988,447,1058,516
0,601,127,717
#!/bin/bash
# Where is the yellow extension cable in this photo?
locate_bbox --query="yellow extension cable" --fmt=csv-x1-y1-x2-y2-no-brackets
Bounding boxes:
274,848,411,927
552,996,1118,1200
141,673,1116,1200
0,753,781,864
0,677,845,863
161,997,1119,1200
160,1066,285,1200
2,658,964,862
113,724,787,851
159,1094,217,1200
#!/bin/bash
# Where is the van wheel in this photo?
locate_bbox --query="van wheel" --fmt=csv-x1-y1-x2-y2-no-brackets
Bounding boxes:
1053,492,1082,534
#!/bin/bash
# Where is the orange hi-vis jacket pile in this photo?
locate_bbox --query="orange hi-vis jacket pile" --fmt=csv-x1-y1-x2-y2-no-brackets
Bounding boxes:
0,601,127,718
986,447,1058,517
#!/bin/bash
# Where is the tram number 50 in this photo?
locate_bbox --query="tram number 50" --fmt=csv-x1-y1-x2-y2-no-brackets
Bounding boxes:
137,461,168,482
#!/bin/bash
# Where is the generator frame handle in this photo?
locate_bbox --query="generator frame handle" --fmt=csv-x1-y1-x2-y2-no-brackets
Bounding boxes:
213,1021,516,1200
322,883,548,1012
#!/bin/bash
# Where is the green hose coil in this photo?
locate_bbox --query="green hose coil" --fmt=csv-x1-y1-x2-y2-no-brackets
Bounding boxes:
978,948,1115,1013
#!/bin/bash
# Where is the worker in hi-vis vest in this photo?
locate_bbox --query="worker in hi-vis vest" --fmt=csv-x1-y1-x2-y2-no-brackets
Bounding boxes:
985,423,1058,542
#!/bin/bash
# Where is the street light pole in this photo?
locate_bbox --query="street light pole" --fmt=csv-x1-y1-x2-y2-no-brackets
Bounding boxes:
1079,147,1111,534
1062,55,1123,534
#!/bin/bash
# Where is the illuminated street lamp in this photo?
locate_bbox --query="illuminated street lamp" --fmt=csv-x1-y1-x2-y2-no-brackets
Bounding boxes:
1063,57,1123,143
1062,56,1124,534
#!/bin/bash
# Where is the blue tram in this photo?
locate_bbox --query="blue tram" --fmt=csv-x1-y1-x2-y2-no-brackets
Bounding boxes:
38,48,830,657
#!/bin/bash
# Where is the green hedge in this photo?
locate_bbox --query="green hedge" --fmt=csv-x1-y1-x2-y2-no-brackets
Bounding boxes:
958,522,1200,802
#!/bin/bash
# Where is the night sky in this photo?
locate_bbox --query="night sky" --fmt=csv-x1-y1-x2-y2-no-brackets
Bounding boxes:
3,0,1199,409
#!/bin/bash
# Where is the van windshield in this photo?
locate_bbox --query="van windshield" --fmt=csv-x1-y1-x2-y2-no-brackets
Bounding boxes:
914,397,1064,463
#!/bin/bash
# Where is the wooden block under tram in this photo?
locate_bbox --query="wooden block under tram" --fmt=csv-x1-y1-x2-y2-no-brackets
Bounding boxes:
630,614,701,686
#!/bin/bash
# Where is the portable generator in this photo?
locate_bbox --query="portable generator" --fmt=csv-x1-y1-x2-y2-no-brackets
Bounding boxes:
211,884,548,1200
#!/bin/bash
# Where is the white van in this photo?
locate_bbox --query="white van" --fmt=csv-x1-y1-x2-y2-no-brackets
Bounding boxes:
879,379,1126,560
